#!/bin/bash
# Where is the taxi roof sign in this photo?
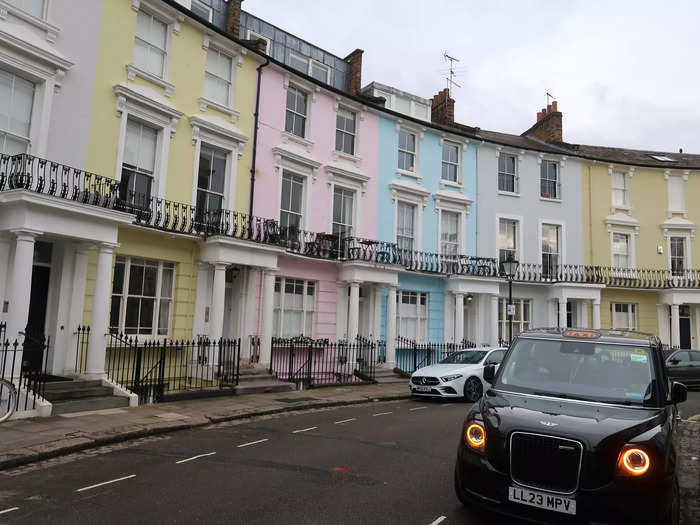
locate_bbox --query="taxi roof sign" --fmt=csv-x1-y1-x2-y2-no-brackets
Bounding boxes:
563,330,600,339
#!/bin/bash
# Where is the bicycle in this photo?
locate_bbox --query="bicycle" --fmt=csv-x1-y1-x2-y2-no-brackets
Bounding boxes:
0,377,17,423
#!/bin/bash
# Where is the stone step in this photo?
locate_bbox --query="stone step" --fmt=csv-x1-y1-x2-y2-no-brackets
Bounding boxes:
51,395,130,415
238,373,278,383
43,386,115,402
43,379,104,392
234,381,296,395
374,376,408,384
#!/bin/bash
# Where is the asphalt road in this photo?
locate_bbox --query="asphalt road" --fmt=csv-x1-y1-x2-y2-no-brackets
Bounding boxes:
680,390,700,419
0,394,698,524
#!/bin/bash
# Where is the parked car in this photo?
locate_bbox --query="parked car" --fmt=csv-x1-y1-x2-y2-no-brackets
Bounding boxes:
666,349,700,389
454,328,686,525
410,347,506,402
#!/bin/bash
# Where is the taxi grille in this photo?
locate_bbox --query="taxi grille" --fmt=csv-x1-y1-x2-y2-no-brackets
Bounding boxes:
510,432,582,494
411,376,440,385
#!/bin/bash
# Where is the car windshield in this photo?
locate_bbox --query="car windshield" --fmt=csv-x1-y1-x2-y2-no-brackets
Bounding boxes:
495,338,657,406
440,351,487,364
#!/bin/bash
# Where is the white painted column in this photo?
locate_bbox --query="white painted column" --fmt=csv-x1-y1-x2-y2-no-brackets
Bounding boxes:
657,304,670,345
209,263,227,341
580,301,589,329
0,234,11,322
671,303,680,348
372,285,382,340
386,285,397,366
490,294,499,346
336,282,348,340
259,269,276,366
347,281,360,341
473,295,483,346
454,293,465,344
558,296,568,329
592,300,601,330
85,243,115,378
51,243,76,375
6,230,37,341
64,244,91,374
192,262,211,339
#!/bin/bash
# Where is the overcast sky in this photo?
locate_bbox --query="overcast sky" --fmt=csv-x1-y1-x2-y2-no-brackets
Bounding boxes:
245,0,699,153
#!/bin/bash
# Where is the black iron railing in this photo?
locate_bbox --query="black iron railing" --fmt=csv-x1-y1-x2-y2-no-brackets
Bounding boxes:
1,334,50,413
74,325,90,374
269,337,376,388
106,332,241,404
395,338,479,374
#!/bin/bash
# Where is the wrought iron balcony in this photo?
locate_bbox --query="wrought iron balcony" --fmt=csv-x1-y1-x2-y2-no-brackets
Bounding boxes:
0,153,119,209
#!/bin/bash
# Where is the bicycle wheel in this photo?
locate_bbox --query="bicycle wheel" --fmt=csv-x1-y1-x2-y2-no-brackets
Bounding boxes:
0,379,17,423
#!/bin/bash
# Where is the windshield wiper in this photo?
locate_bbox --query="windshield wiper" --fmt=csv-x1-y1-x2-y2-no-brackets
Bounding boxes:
532,391,596,403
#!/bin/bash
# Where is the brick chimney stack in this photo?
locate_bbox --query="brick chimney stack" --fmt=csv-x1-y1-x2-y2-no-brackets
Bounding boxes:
523,100,562,142
344,49,363,96
226,0,243,39
431,88,455,124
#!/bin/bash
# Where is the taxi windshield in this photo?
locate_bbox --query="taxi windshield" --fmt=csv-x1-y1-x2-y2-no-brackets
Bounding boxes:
495,339,657,406
440,351,487,364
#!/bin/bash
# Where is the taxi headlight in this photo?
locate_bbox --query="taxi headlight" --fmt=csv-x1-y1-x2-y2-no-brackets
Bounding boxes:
617,447,650,476
441,374,462,382
465,422,486,449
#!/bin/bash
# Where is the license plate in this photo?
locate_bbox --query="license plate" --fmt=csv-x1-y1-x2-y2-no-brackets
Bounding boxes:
413,385,432,392
508,486,576,515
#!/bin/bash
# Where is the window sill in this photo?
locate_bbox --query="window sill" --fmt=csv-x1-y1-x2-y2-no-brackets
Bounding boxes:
540,196,562,203
126,64,174,97
198,97,240,123
498,190,520,198
612,204,631,212
397,169,421,181
440,179,463,190
0,2,60,42
332,150,362,165
281,131,314,151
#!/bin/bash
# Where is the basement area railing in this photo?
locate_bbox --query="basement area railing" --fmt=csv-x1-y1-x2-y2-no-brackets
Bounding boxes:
395,337,479,374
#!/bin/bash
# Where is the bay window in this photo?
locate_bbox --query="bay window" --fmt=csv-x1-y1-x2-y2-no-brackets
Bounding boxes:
133,9,168,79
0,69,34,154
273,277,316,337
110,257,175,336
397,291,428,341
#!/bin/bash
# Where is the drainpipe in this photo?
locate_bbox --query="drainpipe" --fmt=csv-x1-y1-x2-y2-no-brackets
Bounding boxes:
248,57,270,216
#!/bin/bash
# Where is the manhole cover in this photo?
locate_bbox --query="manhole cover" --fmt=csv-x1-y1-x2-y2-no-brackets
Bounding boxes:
275,397,318,403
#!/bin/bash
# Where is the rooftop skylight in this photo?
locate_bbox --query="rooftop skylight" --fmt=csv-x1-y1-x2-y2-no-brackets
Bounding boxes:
648,154,675,162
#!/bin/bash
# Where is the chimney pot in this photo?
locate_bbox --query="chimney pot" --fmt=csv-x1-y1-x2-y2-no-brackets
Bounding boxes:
552,100,558,112
525,101,562,142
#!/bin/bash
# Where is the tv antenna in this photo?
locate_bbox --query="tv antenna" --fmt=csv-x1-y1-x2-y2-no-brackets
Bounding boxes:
443,51,461,91
546,91,556,105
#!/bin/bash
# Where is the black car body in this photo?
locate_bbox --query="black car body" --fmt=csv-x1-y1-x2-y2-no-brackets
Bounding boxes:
454,328,687,525
666,349,700,389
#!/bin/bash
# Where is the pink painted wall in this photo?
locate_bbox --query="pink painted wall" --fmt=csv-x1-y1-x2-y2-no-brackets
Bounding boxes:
252,66,379,239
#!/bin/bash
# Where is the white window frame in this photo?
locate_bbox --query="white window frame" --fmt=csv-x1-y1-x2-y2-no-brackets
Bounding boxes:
203,48,234,110
335,106,357,157
110,256,175,339
498,297,532,342
126,2,179,97
397,128,418,177
439,209,460,256
668,234,691,276
539,158,562,201
497,215,522,264
435,195,471,257
0,69,34,154
331,185,355,238
199,33,243,121
272,148,320,232
0,0,60,42
610,229,636,269
114,83,183,200
539,220,565,276
273,276,316,337
326,166,368,236
246,29,271,54
190,0,212,22
279,170,305,233
666,172,687,216
610,303,637,330
497,150,520,195
440,140,461,184
284,83,310,140
396,290,428,342
396,201,417,252
391,180,429,252
288,51,330,84
610,168,631,211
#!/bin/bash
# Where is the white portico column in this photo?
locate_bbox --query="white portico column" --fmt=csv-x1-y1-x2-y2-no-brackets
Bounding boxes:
0,234,11,322
63,243,91,374
85,243,115,378
580,301,589,329
348,281,360,341
386,285,397,366
454,293,465,344
372,285,383,339
192,263,211,339
657,304,670,345
671,303,681,348
210,263,227,341
259,269,276,366
490,295,499,346
6,230,38,342
558,296,568,329
592,300,601,330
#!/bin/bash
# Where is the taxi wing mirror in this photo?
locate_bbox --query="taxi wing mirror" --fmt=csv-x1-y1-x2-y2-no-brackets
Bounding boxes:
483,364,496,384
671,381,687,404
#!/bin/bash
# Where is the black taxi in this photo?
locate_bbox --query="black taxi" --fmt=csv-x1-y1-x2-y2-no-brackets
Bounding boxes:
454,328,687,524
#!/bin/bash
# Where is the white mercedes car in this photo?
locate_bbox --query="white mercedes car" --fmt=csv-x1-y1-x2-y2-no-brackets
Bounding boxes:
409,347,506,402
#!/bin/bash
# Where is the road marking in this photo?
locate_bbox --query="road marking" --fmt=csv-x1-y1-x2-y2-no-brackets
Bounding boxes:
0,507,19,516
409,406,427,411
334,418,356,424
237,438,269,448
76,474,135,492
175,452,217,464
373,411,392,417
428,516,447,525
292,426,318,433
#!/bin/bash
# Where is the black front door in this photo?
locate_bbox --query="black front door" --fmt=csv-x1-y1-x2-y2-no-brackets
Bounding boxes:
23,264,51,373
679,317,691,350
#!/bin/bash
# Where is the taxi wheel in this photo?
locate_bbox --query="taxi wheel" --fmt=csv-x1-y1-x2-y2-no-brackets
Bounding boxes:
661,477,680,525
454,464,469,506
464,377,483,402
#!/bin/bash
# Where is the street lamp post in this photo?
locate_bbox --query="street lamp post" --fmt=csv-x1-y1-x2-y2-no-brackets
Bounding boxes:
500,255,519,345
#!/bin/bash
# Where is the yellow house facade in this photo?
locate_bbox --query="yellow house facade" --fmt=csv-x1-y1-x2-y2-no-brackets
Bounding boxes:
580,151,700,349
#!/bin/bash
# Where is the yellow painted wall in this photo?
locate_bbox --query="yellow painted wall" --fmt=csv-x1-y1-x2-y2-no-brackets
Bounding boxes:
599,289,660,334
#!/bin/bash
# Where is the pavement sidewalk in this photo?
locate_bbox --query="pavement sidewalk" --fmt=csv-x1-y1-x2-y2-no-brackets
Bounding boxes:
0,382,411,471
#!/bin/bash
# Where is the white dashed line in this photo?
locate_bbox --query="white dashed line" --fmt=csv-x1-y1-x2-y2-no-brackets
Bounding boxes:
237,438,269,448
292,426,317,433
175,452,217,464
334,418,356,424
409,406,427,411
373,411,392,417
76,474,136,492
428,516,447,525
0,507,19,516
